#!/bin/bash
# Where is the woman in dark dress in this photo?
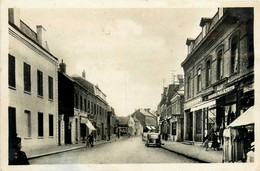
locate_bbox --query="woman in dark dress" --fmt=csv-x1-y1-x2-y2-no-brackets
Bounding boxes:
211,131,219,151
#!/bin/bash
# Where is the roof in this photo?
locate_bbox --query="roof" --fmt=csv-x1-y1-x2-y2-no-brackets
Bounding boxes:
71,76,95,95
139,109,156,118
117,116,130,126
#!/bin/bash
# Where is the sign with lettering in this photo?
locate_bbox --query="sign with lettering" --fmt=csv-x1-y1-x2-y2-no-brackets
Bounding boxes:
208,85,235,99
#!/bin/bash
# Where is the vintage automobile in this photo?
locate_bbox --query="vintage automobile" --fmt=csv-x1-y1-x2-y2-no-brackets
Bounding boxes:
145,133,161,147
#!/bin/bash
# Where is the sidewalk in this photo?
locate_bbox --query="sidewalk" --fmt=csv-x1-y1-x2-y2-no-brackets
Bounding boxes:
161,140,223,163
27,136,125,160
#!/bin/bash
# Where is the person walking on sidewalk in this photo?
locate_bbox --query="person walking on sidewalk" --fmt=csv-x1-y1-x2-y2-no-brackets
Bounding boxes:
89,132,94,147
211,131,219,151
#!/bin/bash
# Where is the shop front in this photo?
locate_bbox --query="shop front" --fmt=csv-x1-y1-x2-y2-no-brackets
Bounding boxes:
223,106,255,163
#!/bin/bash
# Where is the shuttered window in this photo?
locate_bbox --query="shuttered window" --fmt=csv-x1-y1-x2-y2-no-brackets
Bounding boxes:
24,62,31,92
8,54,16,88
37,70,43,97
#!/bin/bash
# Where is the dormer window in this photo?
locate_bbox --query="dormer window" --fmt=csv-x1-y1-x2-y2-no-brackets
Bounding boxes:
186,39,195,54
200,18,212,38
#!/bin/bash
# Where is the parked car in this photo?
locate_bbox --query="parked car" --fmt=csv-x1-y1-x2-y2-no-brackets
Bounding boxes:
145,133,161,147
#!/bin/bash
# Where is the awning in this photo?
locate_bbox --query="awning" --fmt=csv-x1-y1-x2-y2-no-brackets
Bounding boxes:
81,118,96,130
86,120,96,130
228,106,255,128
81,118,88,124
150,126,156,130
146,126,152,130
191,100,215,112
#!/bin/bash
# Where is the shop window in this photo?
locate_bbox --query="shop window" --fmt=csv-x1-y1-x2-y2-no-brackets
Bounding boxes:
197,68,202,92
196,111,202,134
38,112,44,137
231,36,239,74
37,70,43,97
217,49,224,80
206,59,211,87
24,62,31,92
8,54,16,88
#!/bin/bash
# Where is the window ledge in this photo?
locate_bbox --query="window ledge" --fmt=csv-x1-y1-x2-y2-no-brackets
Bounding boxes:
48,136,54,138
8,86,16,90
24,91,31,95
38,136,44,139
48,98,54,102
24,137,32,140
38,95,43,99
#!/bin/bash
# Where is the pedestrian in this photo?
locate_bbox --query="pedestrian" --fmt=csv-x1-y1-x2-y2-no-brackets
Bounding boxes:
219,126,224,146
9,137,29,165
211,131,219,151
89,132,94,147
202,131,209,151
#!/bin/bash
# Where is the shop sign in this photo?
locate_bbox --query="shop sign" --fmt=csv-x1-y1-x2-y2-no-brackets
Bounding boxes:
208,85,235,99
184,97,202,110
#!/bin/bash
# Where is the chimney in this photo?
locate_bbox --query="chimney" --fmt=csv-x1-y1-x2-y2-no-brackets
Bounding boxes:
177,74,184,85
82,70,86,79
144,108,150,112
37,25,47,48
8,8,20,28
59,59,66,73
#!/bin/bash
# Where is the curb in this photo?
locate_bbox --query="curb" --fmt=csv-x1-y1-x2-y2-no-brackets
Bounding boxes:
28,138,121,160
160,145,208,163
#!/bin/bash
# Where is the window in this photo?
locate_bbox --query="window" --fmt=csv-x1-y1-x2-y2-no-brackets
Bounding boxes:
80,96,83,110
38,112,44,137
94,104,96,115
75,94,78,108
187,76,191,98
84,99,87,112
88,100,90,111
197,68,202,92
206,60,211,87
172,122,176,135
24,62,31,92
37,70,43,97
8,54,16,88
91,102,93,114
231,36,239,74
24,110,31,137
217,49,224,80
48,76,53,99
49,114,53,136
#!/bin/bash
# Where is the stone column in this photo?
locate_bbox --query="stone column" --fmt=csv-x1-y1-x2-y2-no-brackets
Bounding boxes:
192,111,196,141
60,115,65,145
184,111,187,140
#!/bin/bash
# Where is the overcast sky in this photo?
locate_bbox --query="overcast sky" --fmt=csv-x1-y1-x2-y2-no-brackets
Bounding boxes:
20,8,216,116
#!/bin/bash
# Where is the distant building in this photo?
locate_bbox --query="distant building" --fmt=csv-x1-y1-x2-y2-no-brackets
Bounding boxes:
116,116,135,135
133,117,143,135
131,109,157,132
181,8,254,142
8,8,59,157
157,76,184,141
58,67,96,144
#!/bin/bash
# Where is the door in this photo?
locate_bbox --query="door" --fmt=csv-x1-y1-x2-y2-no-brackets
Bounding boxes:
8,107,16,164
188,113,193,141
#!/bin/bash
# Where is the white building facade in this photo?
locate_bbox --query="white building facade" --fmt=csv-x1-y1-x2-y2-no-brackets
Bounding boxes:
8,8,59,153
